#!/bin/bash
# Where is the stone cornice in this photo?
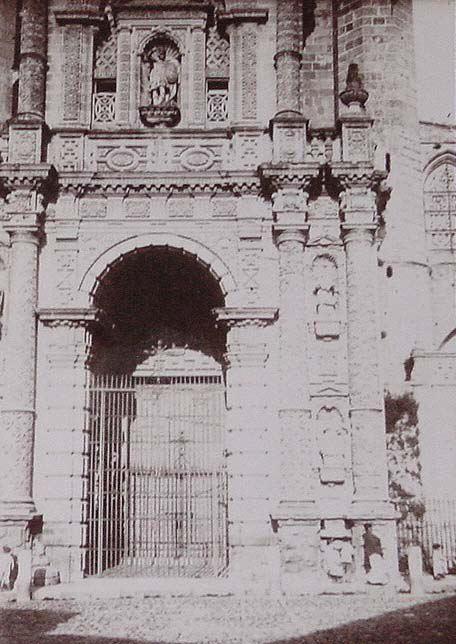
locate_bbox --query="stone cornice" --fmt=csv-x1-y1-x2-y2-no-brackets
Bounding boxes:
57,171,261,195
213,307,278,327
218,9,269,25
259,162,321,197
38,307,97,328
330,162,387,190
54,9,104,25
0,164,56,190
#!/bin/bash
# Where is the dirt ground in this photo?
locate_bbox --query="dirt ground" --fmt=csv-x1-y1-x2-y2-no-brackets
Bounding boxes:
1,592,456,644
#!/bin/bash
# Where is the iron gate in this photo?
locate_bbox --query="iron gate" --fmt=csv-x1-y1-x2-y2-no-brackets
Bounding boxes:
83,373,228,577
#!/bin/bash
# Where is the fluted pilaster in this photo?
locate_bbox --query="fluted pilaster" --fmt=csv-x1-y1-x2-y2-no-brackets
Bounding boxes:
214,307,278,588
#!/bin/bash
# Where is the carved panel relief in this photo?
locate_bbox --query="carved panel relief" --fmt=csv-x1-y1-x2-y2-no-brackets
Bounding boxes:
312,254,340,340
62,26,83,122
317,407,349,484
240,27,257,120
55,249,78,306
206,26,229,78
191,28,206,126
116,28,131,124
79,198,107,219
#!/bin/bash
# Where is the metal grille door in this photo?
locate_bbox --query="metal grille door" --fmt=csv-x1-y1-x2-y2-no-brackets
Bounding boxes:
84,374,228,577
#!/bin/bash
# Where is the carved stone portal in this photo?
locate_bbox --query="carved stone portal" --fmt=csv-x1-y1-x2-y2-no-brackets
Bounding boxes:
139,35,181,127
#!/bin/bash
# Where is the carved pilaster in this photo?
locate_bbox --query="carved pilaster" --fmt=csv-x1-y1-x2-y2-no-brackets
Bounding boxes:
342,222,388,502
274,225,315,510
221,9,267,125
55,8,102,126
214,307,277,586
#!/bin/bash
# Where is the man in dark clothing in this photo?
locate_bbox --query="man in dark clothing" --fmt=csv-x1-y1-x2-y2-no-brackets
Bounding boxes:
363,524,383,572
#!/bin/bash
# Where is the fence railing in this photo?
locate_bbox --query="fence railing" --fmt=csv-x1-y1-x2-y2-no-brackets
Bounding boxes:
396,498,456,573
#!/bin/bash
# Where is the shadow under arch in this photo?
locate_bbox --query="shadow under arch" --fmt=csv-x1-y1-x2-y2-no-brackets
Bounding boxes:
89,241,230,373
78,232,237,309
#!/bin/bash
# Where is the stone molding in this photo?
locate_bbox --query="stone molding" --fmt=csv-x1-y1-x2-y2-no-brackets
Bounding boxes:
213,306,278,328
38,307,97,329
218,9,269,25
57,170,260,196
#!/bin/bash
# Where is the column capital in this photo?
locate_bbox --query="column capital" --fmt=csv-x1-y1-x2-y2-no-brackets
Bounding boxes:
341,223,377,245
213,306,278,328
274,224,309,248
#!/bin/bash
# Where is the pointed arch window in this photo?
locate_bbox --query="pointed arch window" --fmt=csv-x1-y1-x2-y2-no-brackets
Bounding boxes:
424,157,456,251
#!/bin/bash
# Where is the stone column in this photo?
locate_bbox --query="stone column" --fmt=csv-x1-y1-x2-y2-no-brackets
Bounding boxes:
342,219,389,505
275,0,302,115
17,0,48,121
0,169,52,526
9,0,48,164
271,1,307,163
214,307,278,591
0,216,40,519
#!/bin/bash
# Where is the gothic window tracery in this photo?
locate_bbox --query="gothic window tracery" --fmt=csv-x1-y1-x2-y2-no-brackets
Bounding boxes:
424,159,456,251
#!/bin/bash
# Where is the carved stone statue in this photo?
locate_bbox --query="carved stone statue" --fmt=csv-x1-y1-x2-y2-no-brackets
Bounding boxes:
139,37,181,127
147,45,179,106
313,256,339,319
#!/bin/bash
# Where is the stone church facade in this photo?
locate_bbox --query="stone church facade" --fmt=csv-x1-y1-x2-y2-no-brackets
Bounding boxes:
0,0,455,594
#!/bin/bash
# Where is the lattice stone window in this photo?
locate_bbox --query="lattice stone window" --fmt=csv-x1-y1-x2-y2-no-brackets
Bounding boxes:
206,25,229,125
207,81,228,123
92,32,117,126
93,87,116,124
424,161,456,251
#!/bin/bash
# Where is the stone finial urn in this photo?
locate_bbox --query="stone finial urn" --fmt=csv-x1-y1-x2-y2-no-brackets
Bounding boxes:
339,63,369,108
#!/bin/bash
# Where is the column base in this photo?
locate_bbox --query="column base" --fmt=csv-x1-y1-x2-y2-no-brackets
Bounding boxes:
0,499,37,523
228,544,281,594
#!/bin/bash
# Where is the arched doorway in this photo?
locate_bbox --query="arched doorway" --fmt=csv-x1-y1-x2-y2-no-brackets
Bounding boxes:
84,246,228,578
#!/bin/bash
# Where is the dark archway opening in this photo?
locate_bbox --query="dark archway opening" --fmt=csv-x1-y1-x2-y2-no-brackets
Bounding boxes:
84,246,229,578
90,245,226,373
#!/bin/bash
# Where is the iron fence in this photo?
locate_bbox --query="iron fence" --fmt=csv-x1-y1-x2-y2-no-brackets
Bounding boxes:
82,373,229,578
396,497,456,573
